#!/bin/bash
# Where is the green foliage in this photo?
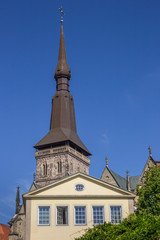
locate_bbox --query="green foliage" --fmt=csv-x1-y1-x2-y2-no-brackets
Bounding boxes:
76,215,160,240
136,165,160,216
76,166,160,240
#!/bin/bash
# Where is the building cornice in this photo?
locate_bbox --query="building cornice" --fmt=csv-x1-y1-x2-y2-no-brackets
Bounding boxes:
24,194,135,200
35,145,90,166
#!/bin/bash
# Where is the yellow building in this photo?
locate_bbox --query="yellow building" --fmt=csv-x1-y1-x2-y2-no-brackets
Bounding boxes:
23,173,135,240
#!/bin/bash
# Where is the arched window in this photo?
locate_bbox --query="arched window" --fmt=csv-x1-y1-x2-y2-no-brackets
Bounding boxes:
58,161,62,173
43,164,45,175
46,163,47,175
43,163,47,176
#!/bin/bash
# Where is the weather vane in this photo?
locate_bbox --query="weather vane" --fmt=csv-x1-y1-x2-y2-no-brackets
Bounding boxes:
59,6,65,22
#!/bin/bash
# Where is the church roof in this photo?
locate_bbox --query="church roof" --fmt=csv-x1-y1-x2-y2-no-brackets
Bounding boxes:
109,169,140,192
130,176,140,191
109,169,127,190
0,224,10,240
34,128,90,155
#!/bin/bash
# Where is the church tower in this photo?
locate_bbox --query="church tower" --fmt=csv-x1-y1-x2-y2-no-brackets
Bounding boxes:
34,15,91,186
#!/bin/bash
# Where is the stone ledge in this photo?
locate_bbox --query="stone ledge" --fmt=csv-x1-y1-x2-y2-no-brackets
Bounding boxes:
35,146,90,165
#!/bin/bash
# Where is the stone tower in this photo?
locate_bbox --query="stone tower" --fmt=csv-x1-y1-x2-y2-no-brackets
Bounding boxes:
34,19,91,186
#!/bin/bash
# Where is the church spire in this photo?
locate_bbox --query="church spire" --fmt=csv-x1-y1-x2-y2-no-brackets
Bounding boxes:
54,7,71,91
34,9,90,156
16,186,20,214
34,9,91,186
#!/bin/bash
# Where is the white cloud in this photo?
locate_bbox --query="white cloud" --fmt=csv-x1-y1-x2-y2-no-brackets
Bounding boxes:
16,178,31,193
101,132,109,145
0,211,11,219
0,195,15,210
0,177,31,212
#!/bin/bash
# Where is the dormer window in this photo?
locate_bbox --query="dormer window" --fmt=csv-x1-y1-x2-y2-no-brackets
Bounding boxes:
75,184,84,191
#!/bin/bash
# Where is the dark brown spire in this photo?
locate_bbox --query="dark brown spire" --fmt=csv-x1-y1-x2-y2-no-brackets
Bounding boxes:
34,19,90,156
54,22,71,91
16,186,20,214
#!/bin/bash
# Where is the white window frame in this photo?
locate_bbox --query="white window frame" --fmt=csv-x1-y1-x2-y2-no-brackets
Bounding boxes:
38,206,50,226
74,206,87,226
92,206,104,225
110,205,122,224
56,206,69,226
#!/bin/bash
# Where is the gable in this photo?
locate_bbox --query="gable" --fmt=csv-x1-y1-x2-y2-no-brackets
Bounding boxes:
138,156,156,186
101,167,119,187
25,174,134,198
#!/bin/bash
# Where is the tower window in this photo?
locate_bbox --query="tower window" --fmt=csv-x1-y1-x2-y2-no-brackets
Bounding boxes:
58,161,62,173
43,163,47,176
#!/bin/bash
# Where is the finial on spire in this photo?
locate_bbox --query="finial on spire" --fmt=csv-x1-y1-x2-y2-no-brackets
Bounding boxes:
106,156,108,168
148,145,152,156
54,9,71,86
126,170,129,177
126,170,130,191
59,6,65,23
16,185,20,214
33,173,36,182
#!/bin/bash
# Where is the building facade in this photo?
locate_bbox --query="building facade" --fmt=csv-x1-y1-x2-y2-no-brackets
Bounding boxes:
23,173,135,240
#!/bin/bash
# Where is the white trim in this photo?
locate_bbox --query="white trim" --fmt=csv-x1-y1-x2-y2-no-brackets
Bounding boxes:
25,195,135,199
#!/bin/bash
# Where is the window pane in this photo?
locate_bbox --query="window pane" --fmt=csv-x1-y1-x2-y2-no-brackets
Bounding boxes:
57,207,68,225
110,206,122,224
75,184,84,191
75,207,86,225
93,206,104,225
39,207,50,225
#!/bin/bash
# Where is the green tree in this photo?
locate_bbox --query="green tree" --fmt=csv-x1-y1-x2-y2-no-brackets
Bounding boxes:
136,165,160,216
76,214,160,240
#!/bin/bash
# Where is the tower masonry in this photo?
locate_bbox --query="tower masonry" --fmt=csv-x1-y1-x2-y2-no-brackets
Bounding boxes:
34,19,91,186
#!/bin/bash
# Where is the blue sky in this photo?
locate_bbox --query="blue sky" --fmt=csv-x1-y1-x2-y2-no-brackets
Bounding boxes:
0,0,160,224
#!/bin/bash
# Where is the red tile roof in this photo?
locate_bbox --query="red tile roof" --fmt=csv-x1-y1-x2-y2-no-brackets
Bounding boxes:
0,224,10,240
